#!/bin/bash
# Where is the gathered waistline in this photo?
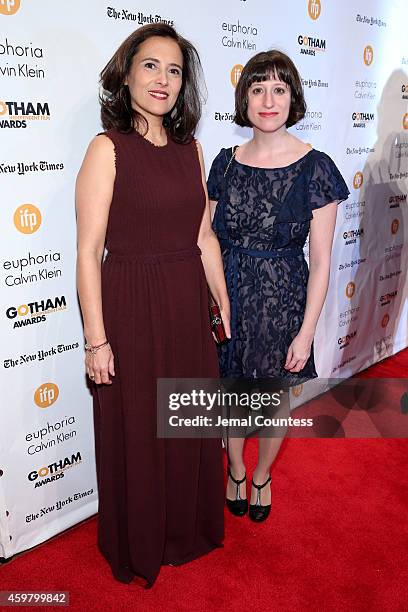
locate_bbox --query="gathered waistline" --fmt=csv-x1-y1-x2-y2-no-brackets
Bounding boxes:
105,246,202,263
220,238,304,373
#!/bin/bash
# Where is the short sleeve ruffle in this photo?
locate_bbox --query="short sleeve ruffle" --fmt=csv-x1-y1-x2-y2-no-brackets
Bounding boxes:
207,148,230,201
309,152,350,210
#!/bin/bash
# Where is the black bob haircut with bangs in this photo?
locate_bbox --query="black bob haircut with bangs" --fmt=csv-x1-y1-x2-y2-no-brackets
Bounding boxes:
234,50,306,128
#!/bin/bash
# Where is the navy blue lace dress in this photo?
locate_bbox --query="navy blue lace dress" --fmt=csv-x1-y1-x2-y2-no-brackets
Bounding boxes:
207,148,349,384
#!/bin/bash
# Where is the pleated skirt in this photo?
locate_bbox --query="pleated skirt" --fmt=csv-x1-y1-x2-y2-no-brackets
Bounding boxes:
92,248,224,587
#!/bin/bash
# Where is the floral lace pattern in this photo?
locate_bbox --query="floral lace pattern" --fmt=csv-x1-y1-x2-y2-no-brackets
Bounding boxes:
208,148,349,383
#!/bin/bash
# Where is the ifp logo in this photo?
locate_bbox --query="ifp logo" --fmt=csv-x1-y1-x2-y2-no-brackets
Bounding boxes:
345,281,356,299
308,0,321,20
381,313,390,328
363,45,374,66
353,172,363,190
34,383,59,408
391,219,399,235
291,384,303,398
0,0,21,15
230,64,243,88
403,113,408,130
14,204,42,234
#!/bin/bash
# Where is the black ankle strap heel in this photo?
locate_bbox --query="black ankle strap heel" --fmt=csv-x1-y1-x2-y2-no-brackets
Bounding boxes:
249,475,272,522
226,466,248,517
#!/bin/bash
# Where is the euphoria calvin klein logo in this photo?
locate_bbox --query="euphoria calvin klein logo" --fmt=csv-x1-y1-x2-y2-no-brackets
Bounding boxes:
363,45,373,66
230,64,243,87
353,172,364,189
0,0,20,15
34,383,59,408
13,203,42,234
308,0,321,20
345,282,356,299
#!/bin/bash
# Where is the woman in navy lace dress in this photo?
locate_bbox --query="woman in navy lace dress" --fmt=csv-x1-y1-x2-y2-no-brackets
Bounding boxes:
207,50,349,522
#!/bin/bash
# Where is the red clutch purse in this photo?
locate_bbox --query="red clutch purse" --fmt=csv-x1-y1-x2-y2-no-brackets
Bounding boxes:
209,301,228,344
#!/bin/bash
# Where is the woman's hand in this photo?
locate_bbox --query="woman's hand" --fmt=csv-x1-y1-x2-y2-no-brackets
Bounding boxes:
86,344,115,385
284,332,313,373
221,302,231,340
217,301,231,343
211,302,231,344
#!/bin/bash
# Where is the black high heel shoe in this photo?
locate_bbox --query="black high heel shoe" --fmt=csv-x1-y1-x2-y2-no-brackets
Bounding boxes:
226,466,248,516
249,475,272,522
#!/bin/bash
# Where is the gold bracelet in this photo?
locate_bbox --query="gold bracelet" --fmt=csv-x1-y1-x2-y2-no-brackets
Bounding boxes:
85,340,109,355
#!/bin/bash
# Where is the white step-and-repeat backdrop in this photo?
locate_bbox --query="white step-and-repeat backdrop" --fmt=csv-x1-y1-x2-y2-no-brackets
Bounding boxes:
1,0,407,557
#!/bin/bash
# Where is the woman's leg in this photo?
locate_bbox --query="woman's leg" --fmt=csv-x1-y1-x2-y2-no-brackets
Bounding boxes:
250,382,289,505
251,437,284,505
225,436,246,500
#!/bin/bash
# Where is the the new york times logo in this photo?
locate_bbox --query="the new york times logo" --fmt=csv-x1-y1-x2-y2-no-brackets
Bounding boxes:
301,77,328,89
107,7,174,26
338,258,366,271
214,111,234,122
356,14,387,28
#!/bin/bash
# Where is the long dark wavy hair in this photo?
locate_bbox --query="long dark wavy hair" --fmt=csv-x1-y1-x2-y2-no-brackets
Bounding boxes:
99,23,205,143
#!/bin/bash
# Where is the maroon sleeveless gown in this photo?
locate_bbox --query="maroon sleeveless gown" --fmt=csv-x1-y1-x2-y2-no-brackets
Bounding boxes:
92,129,224,586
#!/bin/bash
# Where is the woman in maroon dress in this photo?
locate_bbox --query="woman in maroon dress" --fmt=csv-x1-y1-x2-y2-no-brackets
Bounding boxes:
76,23,230,587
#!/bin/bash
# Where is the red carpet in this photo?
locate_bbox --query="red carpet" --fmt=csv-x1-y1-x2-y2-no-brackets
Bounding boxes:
1,351,407,612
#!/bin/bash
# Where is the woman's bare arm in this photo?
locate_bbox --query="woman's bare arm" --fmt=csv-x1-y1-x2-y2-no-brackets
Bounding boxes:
195,141,231,338
285,202,338,372
76,135,116,383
